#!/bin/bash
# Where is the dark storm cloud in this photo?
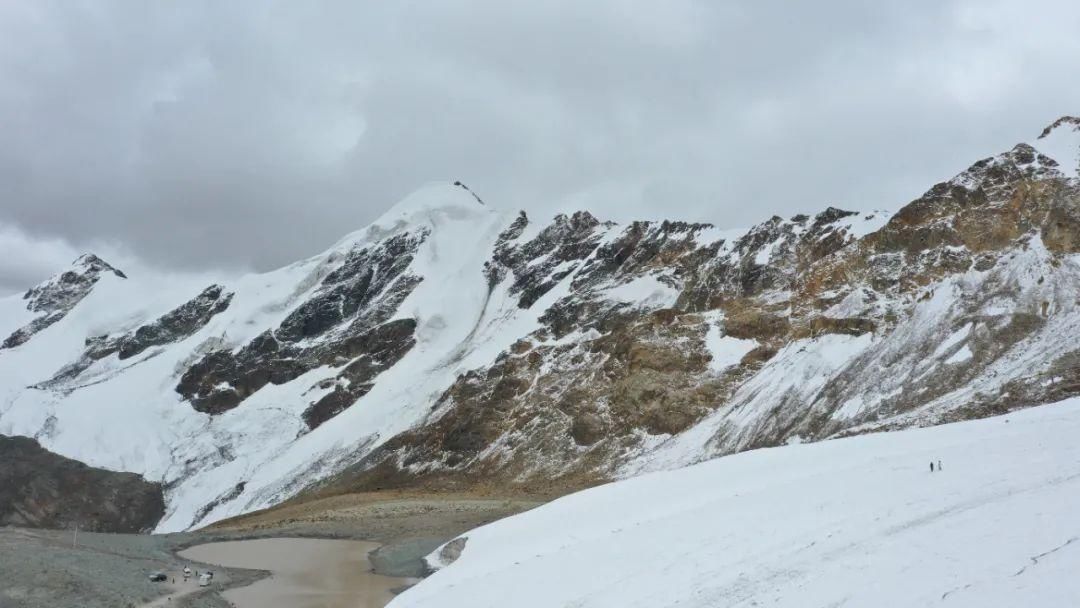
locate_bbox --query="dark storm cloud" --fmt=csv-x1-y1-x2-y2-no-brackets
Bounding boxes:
1,0,1078,293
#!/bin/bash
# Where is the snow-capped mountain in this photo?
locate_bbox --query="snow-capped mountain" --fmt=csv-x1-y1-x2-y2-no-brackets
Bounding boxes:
1,117,1078,532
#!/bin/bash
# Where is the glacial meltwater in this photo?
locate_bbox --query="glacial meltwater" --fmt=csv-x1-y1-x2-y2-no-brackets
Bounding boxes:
180,537,414,608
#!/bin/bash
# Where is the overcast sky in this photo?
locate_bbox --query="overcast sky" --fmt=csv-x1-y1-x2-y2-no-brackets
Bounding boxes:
1,1,1078,293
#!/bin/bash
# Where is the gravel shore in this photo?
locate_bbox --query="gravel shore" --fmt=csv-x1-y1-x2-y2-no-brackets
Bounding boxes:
0,526,265,608
0,493,539,607
208,493,542,578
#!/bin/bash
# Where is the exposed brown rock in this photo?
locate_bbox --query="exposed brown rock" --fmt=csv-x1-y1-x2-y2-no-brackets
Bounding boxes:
309,123,1080,503
0,435,164,532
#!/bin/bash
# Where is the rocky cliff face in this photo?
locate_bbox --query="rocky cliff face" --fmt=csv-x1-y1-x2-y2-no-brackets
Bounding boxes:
1,119,1078,530
328,117,1080,492
0,435,164,532
175,229,426,417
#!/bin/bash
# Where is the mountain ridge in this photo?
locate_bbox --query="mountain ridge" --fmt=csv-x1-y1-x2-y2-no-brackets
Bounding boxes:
1,117,1078,531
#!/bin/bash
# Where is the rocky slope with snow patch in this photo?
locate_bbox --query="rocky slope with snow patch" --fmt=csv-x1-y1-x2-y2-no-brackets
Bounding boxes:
1,118,1079,531
2,254,126,350
333,116,1080,491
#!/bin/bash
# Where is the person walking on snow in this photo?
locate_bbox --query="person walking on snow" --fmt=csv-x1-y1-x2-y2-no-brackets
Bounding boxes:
938,460,943,471
930,461,934,472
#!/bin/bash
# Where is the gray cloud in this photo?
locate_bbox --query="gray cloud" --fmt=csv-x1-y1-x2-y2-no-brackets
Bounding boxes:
0,222,84,292
1,0,1078,293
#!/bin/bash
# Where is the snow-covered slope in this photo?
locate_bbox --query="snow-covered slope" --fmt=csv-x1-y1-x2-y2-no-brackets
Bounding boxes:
0,184,528,530
396,397,1080,608
1,117,1079,532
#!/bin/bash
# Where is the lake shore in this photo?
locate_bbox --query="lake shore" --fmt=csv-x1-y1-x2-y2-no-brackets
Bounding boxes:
0,492,540,608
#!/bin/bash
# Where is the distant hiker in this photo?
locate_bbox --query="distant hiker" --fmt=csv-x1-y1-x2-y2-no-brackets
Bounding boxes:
938,460,943,471
930,461,934,472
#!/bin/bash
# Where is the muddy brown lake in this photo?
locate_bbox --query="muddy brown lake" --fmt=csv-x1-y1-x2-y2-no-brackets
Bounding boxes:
179,537,415,608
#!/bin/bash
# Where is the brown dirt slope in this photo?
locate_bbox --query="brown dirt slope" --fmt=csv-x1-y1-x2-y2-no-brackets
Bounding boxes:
0,434,165,533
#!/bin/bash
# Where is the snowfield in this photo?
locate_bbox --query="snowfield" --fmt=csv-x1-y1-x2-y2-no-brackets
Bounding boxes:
396,398,1080,608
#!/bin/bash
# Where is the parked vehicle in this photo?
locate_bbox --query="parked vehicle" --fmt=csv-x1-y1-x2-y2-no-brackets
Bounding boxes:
148,572,167,582
198,573,212,587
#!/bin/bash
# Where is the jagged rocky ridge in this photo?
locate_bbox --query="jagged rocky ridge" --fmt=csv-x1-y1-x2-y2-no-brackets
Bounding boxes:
36,284,235,391
175,230,425,417
0,119,1078,531
2,254,126,349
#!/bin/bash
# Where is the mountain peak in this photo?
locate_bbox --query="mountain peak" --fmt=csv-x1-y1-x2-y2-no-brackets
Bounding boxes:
22,253,124,314
1031,116,1080,178
2,253,127,349
70,253,127,279
372,182,492,229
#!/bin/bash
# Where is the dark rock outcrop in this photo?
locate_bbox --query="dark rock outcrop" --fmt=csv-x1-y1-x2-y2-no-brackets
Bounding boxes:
301,318,418,430
487,211,613,308
2,314,66,350
178,231,427,416
0,435,164,532
119,285,233,359
1038,115,1080,139
37,284,234,388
